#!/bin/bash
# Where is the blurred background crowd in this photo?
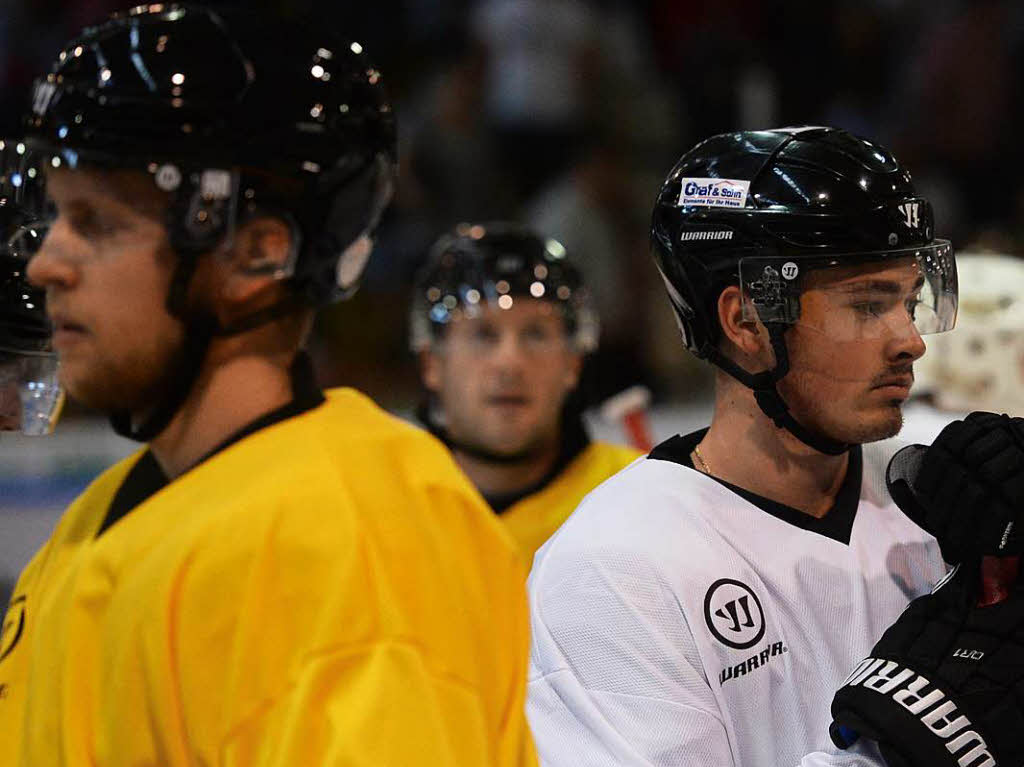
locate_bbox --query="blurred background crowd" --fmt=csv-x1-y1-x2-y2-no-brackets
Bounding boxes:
6,0,1024,412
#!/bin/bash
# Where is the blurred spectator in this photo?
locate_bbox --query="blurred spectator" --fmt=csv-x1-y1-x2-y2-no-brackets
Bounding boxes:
525,130,653,401
471,0,603,199
892,0,1022,244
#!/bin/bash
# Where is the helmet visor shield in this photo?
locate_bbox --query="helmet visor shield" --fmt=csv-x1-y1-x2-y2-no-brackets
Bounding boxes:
7,219,50,259
0,352,63,435
739,241,957,342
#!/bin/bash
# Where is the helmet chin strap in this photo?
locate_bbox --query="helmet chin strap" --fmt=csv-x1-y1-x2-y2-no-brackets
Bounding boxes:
709,323,851,456
108,255,305,443
109,253,210,442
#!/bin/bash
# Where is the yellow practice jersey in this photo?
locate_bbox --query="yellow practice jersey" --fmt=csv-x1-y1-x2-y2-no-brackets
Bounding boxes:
499,441,641,570
0,389,536,766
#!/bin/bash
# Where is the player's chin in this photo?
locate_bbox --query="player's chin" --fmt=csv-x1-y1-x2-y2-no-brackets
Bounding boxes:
62,377,115,412
482,424,548,458
62,365,138,414
849,401,905,443
57,362,97,403
489,432,538,458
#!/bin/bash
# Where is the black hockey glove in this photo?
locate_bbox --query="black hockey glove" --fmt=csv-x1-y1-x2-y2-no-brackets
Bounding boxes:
888,411,1024,565
829,564,1024,767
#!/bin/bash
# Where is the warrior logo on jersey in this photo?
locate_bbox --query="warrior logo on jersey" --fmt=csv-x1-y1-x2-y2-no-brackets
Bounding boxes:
0,596,26,663
704,578,765,649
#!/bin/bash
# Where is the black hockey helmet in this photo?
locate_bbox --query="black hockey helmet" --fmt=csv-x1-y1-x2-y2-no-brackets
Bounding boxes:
0,144,61,435
651,127,958,453
22,4,396,441
25,3,396,306
410,222,598,353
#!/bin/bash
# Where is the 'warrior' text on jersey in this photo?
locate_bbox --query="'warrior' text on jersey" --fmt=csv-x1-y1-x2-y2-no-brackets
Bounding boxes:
0,389,536,767
527,432,945,766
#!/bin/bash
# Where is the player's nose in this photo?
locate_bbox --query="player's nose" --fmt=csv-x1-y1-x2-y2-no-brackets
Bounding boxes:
27,220,78,291
886,317,926,362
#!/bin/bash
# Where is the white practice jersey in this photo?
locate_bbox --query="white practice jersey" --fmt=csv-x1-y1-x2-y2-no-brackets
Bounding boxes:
527,430,947,766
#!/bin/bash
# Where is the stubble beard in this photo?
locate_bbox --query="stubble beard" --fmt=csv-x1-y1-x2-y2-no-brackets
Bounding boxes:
64,334,186,418
780,371,907,446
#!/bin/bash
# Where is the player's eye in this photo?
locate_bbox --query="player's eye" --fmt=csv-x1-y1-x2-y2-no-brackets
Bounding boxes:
65,203,125,239
470,324,500,345
850,301,885,318
521,324,554,343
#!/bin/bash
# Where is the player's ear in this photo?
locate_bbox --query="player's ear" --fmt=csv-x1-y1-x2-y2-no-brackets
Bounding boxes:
218,216,295,306
718,285,771,364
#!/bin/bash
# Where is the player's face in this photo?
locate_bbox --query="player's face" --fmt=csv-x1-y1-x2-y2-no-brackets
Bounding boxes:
27,168,184,414
779,258,927,444
423,299,582,458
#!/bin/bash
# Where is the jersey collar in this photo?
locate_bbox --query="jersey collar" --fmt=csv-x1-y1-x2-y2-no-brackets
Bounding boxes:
648,428,863,545
96,352,325,537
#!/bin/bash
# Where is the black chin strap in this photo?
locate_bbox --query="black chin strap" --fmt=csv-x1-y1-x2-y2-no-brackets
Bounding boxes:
709,323,850,456
109,255,304,443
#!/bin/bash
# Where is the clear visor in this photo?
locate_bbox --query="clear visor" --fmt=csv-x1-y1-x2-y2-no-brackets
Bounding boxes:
6,219,50,259
739,241,957,342
0,352,64,435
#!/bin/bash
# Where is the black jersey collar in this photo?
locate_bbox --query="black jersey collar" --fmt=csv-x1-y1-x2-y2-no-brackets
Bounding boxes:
648,428,863,545
96,351,325,537
417,400,591,514
483,414,590,513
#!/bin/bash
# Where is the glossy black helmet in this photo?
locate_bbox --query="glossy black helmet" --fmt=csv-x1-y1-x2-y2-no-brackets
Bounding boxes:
410,222,598,353
25,3,396,306
650,127,958,453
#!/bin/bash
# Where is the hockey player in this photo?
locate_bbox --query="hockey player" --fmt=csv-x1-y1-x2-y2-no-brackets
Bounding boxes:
1,6,535,765
410,222,641,567
0,145,61,435
526,127,962,765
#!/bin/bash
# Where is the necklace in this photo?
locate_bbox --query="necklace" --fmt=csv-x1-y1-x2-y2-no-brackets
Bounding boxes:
693,443,712,476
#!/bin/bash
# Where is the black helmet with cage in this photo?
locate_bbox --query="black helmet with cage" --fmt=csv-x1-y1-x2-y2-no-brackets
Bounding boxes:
410,221,599,354
411,221,598,465
650,126,958,454
23,3,396,440
0,144,62,435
